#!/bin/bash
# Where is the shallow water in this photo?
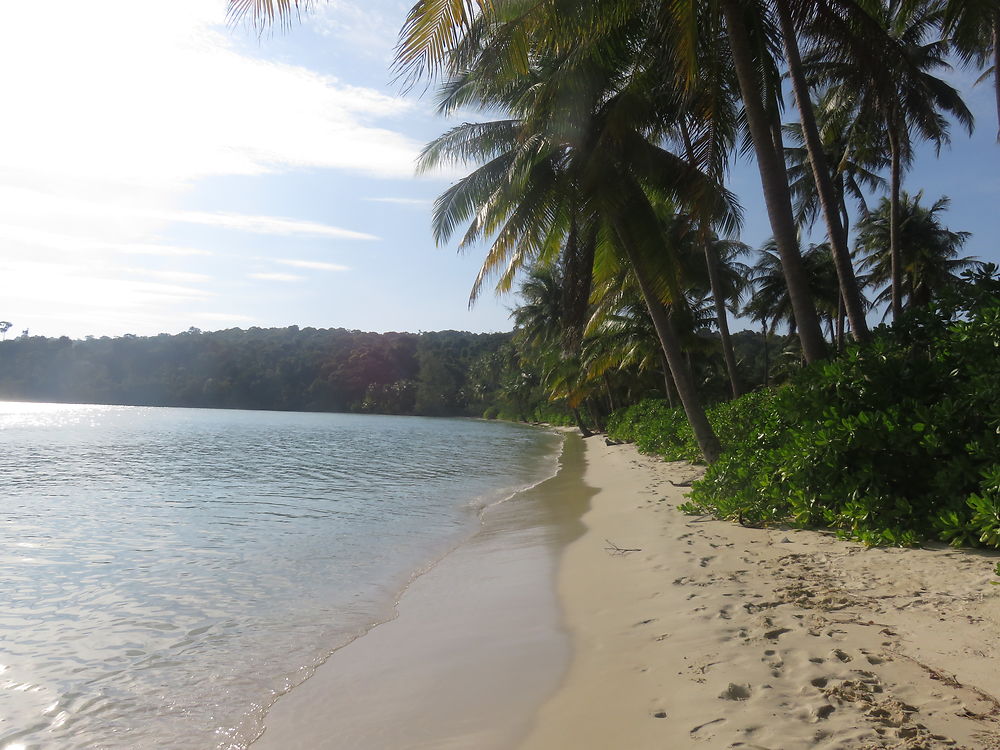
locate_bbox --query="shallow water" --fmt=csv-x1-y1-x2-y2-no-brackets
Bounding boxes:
0,402,560,749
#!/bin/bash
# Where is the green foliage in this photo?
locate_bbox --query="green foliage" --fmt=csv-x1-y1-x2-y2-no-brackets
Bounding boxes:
611,286,1000,549
607,399,700,461
0,327,511,418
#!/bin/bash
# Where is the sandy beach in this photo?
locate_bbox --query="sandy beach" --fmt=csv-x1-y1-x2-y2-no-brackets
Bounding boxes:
253,433,1000,749
249,433,591,750
521,438,1000,750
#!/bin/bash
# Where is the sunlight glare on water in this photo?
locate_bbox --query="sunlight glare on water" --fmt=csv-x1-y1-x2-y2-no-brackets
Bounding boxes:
0,402,560,749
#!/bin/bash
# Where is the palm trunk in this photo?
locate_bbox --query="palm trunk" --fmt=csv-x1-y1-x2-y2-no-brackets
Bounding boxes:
615,232,722,464
888,126,903,320
761,322,770,388
721,0,826,364
661,359,676,407
571,407,593,438
679,120,743,399
603,373,617,413
618,234,721,463
776,0,869,343
836,294,845,351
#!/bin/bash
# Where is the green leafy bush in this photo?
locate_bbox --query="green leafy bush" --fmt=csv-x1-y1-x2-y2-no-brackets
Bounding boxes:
611,285,1000,548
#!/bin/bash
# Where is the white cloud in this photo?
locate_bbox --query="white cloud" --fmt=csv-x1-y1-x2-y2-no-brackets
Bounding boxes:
366,197,432,206
0,0,422,185
307,1,408,61
275,259,350,271
170,210,378,239
125,269,214,284
0,0,427,337
249,272,305,282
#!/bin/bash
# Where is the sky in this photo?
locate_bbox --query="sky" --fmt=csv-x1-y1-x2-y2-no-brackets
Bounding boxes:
0,0,996,339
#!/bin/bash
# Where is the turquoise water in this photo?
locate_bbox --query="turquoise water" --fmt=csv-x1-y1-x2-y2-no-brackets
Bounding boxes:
0,402,561,749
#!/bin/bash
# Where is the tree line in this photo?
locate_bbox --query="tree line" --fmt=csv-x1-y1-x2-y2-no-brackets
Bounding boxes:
0,327,512,417
378,0,995,462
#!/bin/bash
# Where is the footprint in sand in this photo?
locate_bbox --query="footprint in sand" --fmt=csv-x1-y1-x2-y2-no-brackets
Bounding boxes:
814,703,836,720
699,556,715,568
719,683,752,701
764,627,792,641
690,717,725,736
831,648,853,663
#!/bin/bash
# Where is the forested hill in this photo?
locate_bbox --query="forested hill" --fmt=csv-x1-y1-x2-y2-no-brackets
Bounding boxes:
0,327,512,416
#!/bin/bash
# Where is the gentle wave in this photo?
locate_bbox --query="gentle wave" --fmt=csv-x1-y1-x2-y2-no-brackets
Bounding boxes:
0,403,560,749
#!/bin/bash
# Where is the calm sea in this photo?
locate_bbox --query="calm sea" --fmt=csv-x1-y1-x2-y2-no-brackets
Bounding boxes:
0,402,561,749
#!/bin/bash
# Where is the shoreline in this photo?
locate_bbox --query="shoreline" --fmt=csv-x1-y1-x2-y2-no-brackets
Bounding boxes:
520,439,1000,749
249,432,591,749
249,434,1000,749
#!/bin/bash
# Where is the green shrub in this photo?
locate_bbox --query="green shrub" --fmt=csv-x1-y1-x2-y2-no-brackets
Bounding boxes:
612,288,1000,548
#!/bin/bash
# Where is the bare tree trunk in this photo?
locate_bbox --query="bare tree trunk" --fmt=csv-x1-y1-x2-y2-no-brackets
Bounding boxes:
658,353,676,407
888,126,903,321
603,373,617,413
762,322,770,388
721,0,826,364
836,294,845,352
776,0,869,343
618,234,721,463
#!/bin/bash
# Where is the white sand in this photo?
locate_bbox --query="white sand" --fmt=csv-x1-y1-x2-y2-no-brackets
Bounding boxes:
520,439,1000,749
250,434,590,750
250,433,1000,749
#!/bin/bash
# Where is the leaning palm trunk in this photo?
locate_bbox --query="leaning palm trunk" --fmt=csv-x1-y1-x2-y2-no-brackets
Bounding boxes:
658,353,676,407
775,0,869,343
705,246,744,399
721,0,826,364
617,234,722,464
571,407,593,438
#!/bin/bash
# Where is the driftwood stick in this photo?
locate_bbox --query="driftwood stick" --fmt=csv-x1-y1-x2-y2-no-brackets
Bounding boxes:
604,539,641,556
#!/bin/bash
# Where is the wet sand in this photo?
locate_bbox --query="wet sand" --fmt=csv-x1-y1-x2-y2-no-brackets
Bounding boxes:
252,434,1000,750
250,433,592,750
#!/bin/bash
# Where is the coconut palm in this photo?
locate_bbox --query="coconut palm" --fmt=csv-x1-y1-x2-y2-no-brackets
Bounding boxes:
771,0,874,344
855,192,978,312
810,0,973,321
409,7,745,462
783,94,888,239
941,0,1000,140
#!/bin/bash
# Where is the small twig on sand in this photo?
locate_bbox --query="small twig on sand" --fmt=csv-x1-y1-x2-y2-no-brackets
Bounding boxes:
669,478,695,487
605,539,641,556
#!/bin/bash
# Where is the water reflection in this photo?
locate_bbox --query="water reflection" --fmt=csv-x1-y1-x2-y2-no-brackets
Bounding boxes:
0,403,560,749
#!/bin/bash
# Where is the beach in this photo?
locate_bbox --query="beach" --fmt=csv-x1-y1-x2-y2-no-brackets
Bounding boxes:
252,434,1000,749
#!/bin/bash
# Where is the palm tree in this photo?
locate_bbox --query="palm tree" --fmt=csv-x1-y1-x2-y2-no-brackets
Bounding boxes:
583,282,673,406
406,5,744,462
811,0,974,321
712,0,828,363
941,0,1000,140
512,265,596,434
856,191,978,312
783,96,887,240
772,0,873,344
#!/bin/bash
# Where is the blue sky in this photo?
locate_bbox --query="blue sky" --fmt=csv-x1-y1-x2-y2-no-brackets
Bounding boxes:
0,0,996,339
